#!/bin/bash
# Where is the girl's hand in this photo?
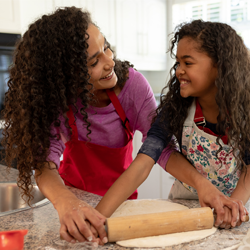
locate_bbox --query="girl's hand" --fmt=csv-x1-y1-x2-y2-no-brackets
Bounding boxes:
218,206,243,229
197,181,248,228
85,220,104,245
54,195,107,245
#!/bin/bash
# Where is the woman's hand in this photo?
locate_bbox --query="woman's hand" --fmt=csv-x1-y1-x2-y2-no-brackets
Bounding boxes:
35,164,108,245
54,194,107,245
196,180,248,228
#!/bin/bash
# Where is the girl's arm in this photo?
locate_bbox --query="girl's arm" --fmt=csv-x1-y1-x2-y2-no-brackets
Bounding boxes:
165,152,248,227
35,162,107,244
95,153,155,217
96,150,247,228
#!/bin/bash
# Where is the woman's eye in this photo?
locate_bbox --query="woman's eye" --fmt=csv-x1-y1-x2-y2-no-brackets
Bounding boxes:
104,44,110,51
185,62,192,65
91,59,99,67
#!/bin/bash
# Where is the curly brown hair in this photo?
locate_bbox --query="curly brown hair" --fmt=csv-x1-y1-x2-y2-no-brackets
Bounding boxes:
156,19,250,172
2,6,133,202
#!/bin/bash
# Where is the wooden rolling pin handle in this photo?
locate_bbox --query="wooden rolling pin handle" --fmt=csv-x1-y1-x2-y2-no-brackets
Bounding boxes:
245,215,249,222
106,207,214,242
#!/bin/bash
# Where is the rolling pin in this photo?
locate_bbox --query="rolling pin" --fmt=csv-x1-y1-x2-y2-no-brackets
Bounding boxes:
106,207,249,242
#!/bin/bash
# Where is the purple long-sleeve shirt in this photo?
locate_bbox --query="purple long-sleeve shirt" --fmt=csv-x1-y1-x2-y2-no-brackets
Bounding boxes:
48,68,173,169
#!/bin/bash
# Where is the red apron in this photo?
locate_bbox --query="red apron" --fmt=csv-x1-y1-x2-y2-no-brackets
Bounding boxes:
58,89,137,199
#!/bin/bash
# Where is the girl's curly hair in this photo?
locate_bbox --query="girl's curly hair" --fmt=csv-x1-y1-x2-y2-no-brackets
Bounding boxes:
156,19,250,172
2,6,133,202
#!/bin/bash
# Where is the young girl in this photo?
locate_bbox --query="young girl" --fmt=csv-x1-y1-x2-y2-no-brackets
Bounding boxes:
96,20,250,230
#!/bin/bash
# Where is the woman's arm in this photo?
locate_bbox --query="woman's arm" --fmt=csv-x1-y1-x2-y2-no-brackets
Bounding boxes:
35,162,107,244
165,152,248,227
95,154,155,217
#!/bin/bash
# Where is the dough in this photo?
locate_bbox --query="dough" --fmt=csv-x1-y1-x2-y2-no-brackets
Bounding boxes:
111,199,217,248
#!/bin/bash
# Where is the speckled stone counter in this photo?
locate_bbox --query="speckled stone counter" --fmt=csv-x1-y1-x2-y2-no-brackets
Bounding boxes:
1,164,250,250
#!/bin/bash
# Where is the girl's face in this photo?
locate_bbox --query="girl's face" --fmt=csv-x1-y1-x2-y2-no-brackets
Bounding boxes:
86,24,117,91
175,37,218,101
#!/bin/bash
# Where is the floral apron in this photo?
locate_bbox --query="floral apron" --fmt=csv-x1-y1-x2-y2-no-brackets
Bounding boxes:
168,100,241,199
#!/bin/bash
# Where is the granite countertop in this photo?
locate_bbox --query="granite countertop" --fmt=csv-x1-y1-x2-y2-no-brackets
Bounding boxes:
1,164,250,250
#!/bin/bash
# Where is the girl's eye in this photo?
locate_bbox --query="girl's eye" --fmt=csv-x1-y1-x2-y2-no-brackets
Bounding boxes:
185,62,192,65
175,61,180,67
91,59,99,67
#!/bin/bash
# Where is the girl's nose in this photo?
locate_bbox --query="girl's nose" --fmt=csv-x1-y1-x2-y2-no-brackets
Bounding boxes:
176,65,185,77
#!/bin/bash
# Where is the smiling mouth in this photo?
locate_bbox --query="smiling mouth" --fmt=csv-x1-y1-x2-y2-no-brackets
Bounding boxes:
101,70,114,80
179,79,190,85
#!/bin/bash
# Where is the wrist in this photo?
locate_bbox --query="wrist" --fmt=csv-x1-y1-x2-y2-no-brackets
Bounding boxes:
52,189,78,209
192,174,210,191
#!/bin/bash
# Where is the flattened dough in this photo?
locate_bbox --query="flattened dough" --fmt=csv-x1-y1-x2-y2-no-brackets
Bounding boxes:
111,199,216,248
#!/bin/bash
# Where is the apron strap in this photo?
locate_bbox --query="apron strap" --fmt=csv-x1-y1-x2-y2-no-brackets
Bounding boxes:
66,106,79,141
66,89,133,141
106,89,133,139
194,99,206,126
194,99,228,144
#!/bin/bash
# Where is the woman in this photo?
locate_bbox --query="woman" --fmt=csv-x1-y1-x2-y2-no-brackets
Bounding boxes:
2,7,165,245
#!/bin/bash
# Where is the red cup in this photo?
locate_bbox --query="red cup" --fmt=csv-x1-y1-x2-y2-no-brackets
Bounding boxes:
0,229,28,250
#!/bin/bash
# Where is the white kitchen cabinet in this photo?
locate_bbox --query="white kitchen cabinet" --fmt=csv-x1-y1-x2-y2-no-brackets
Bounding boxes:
115,0,167,71
19,0,54,34
79,0,117,49
0,0,21,33
133,130,174,199
1,0,167,71
53,0,116,48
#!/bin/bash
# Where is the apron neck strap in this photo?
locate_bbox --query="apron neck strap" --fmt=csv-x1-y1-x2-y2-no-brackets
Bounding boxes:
106,89,133,138
194,99,206,126
67,89,133,141
66,106,79,141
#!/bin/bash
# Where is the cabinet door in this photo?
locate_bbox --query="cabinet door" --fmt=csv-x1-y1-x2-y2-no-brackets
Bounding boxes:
0,0,21,33
19,0,54,34
54,0,116,48
115,0,141,64
116,0,167,71
81,0,116,49
133,130,174,199
146,0,167,70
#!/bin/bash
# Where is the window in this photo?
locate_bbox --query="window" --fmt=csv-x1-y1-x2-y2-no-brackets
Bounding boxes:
231,0,248,22
171,0,250,48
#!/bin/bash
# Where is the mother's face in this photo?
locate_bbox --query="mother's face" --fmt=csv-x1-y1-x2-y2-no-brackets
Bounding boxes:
86,24,117,91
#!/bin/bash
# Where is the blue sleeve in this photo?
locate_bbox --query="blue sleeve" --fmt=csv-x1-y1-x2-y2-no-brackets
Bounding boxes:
138,113,172,163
